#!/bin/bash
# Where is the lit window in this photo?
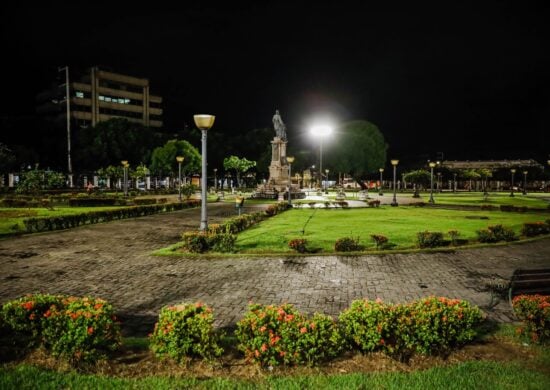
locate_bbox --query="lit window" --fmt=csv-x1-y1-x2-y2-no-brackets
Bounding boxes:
75,91,84,98
118,98,125,104
124,99,130,104
105,97,112,102
99,95,105,101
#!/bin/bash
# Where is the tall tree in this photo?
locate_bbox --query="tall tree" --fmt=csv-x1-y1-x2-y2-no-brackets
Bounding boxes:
403,169,431,197
324,120,387,187
150,139,201,178
223,155,257,188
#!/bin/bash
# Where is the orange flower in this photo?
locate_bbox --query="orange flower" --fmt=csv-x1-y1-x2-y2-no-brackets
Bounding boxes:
29,313,36,320
94,303,103,310
300,327,307,334
261,344,267,352
260,326,267,333
379,338,385,345
87,327,94,335
255,350,260,357
44,310,51,318
279,351,286,357
22,301,34,311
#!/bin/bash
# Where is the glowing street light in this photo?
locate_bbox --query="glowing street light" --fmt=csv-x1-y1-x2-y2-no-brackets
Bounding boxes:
310,125,332,190
287,156,295,206
429,162,436,204
391,159,399,207
176,156,184,201
522,170,528,195
194,114,215,231
510,169,516,197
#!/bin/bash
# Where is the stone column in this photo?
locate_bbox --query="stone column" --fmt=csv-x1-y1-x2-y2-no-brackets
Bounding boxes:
8,173,14,187
106,178,111,188
93,176,98,187
146,176,151,190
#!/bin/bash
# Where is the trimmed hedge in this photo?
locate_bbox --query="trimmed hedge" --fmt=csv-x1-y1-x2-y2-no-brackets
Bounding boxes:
23,201,200,233
68,197,119,207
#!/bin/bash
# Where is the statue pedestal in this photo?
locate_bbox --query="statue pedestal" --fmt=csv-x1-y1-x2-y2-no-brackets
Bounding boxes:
267,137,290,193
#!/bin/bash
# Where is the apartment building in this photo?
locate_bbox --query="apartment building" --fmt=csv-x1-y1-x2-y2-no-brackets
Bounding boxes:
37,67,163,128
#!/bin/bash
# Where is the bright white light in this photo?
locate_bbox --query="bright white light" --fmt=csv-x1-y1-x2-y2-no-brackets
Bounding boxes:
310,125,332,137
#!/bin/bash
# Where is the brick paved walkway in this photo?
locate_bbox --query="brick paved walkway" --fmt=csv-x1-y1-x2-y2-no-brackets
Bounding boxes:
1,202,549,336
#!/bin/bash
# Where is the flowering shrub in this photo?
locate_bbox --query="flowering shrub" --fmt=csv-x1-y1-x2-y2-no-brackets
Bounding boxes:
41,296,121,363
339,297,484,358
371,234,389,249
512,294,550,344
149,302,223,362
288,238,308,253
181,231,210,253
521,222,550,237
181,231,236,253
235,303,342,366
416,231,445,248
334,237,364,252
1,294,121,363
265,202,290,216
476,224,517,243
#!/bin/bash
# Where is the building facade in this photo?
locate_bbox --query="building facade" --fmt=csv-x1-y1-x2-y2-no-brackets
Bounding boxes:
37,67,163,128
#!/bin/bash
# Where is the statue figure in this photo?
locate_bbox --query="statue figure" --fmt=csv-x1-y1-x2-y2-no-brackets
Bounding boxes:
272,109,287,141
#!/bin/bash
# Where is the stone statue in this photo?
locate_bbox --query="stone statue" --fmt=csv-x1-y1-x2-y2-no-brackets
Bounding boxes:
272,109,287,141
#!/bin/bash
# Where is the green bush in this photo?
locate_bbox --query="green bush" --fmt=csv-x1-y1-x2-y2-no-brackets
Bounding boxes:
149,303,223,362
448,230,460,246
476,224,517,243
1,294,121,363
236,303,342,366
68,197,117,207
133,198,156,205
371,234,389,249
521,222,550,237
288,238,308,253
334,237,363,252
416,231,445,248
209,232,237,253
512,294,550,344
181,232,210,253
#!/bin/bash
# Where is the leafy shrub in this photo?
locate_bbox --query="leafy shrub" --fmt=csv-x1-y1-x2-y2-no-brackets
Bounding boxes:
448,230,460,246
209,232,237,252
288,238,308,253
235,303,342,366
416,231,445,248
334,237,363,252
133,198,156,205
68,197,117,207
371,234,389,249
265,202,290,216
480,204,495,211
521,222,550,237
476,224,517,243
149,302,223,362
181,232,210,253
367,200,380,208
512,294,550,344
1,294,121,363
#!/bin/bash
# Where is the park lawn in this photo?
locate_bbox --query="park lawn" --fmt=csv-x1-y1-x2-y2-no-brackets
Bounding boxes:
417,191,550,208
0,206,127,235
235,206,548,253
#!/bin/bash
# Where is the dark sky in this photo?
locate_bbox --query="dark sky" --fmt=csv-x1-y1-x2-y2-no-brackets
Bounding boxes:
1,1,549,161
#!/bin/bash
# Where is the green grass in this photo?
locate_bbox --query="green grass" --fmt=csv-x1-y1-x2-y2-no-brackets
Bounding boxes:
236,206,548,253
1,360,548,389
0,206,128,235
419,192,550,208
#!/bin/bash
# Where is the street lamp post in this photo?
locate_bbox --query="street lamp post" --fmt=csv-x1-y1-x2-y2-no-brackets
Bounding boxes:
287,156,294,206
522,170,528,195
58,66,73,188
379,168,384,196
121,160,129,197
429,162,436,204
194,114,216,231
310,126,332,191
391,159,399,207
510,169,516,197
437,172,442,193
325,169,329,193
453,173,457,192
213,168,218,192
176,156,184,202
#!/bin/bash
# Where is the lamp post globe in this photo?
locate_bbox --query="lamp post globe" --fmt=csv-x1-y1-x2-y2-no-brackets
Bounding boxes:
429,162,436,204
286,156,295,206
194,114,215,231
510,168,516,197
379,168,384,196
391,159,399,206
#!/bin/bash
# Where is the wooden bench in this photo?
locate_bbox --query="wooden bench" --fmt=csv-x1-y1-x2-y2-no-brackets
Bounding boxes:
509,268,550,303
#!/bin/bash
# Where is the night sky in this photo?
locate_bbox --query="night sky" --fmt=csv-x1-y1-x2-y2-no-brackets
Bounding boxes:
1,1,549,162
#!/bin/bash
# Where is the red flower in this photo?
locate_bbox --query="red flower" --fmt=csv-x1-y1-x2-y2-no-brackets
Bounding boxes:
87,327,94,335
260,326,267,333
300,327,308,334
22,301,34,311
261,343,268,352
379,338,385,345
29,313,36,320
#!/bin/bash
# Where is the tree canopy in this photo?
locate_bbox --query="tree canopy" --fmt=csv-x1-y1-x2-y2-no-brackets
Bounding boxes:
324,120,387,186
149,139,201,177
223,155,257,188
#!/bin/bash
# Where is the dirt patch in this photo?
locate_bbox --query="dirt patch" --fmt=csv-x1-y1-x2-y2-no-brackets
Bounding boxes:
8,336,545,381
0,210,38,218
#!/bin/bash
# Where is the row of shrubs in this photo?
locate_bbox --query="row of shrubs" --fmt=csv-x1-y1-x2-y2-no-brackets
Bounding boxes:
23,201,200,233
1,294,484,366
287,221,550,253
181,203,291,253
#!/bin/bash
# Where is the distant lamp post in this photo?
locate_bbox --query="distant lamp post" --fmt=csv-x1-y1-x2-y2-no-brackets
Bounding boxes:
287,156,295,206
121,160,129,197
391,159,399,207
437,172,442,193
213,168,218,192
429,162,436,203
325,169,330,193
510,169,516,197
379,168,384,196
310,125,332,190
194,114,216,231
176,156,184,201
453,173,457,192
522,170,528,195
